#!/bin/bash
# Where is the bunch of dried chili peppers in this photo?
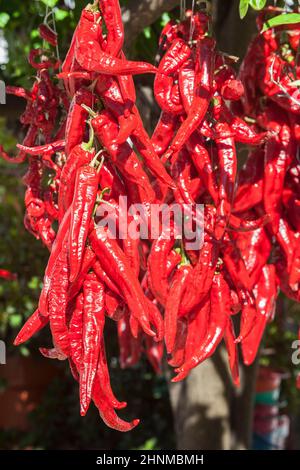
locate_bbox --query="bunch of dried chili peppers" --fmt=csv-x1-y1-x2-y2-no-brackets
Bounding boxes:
1,2,299,431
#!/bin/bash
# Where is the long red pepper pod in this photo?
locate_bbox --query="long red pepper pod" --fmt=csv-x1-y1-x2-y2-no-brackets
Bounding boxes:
179,208,219,316
75,7,156,76
48,233,70,357
151,112,179,158
69,162,100,282
14,309,49,346
91,110,156,203
185,132,218,204
145,336,164,374
241,265,278,366
69,293,84,371
58,142,95,221
173,271,230,382
38,207,71,317
80,273,105,416
99,0,124,57
178,57,196,112
263,125,292,234
94,260,120,296
92,376,139,432
69,302,136,430
164,263,191,354
147,224,175,306
65,88,94,157
224,318,240,387
162,36,215,161
220,105,267,145
168,317,188,368
97,335,127,409
234,227,271,290
154,38,191,114
68,246,97,301
214,122,237,240
89,226,156,337
17,139,65,156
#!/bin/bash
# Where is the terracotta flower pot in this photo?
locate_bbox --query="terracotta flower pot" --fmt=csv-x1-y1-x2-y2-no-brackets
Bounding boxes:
0,354,60,430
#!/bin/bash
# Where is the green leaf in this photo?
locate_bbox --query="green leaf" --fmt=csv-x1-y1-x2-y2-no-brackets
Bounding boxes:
40,0,59,7
9,314,22,328
20,346,30,357
54,8,69,21
249,0,266,10
263,13,300,32
239,0,250,19
143,26,151,39
0,12,10,29
160,12,171,28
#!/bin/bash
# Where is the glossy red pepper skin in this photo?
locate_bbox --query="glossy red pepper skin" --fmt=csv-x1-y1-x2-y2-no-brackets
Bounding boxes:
14,309,49,346
65,88,94,156
263,125,293,233
242,265,278,365
38,208,71,316
224,318,240,386
69,165,99,282
75,9,156,77
89,226,155,337
99,0,124,57
147,225,175,307
164,264,191,354
214,122,237,240
48,234,70,357
154,38,190,115
173,272,230,382
91,111,156,203
38,24,58,47
151,112,179,158
163,37,215,161
80,274,105,416
58,144,95,221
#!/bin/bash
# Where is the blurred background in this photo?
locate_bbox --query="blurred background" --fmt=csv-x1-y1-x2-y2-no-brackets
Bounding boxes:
0,0,299,450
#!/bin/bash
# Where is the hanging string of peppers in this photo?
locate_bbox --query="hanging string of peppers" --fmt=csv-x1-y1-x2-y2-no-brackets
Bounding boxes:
1,1,299,430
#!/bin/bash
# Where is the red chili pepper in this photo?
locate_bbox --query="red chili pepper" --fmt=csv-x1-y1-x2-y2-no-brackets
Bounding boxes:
80,273,105,416
165,262,192,354
48,233,70,357
14,309,49,346
0,269,17,281
58,141,95,222
173,271,230,382
68,246,97,301
224,318,240,386
91,110,156,203
147,225,175,306
163,37,215,161
17,140,65,156
38,208,71,316
242,265,278,365
99,0,124,57
214,122,237,240
263,126,292,233
65,88,95,156
38,24,58,47
151,112,179,158
69,161,100,282
89,225,155,337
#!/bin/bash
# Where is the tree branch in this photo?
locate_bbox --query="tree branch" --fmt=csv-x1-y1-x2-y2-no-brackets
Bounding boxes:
122,0,178,46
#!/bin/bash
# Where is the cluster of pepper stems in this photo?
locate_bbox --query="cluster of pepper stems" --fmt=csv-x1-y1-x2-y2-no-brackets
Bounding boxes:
2,1,300,430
